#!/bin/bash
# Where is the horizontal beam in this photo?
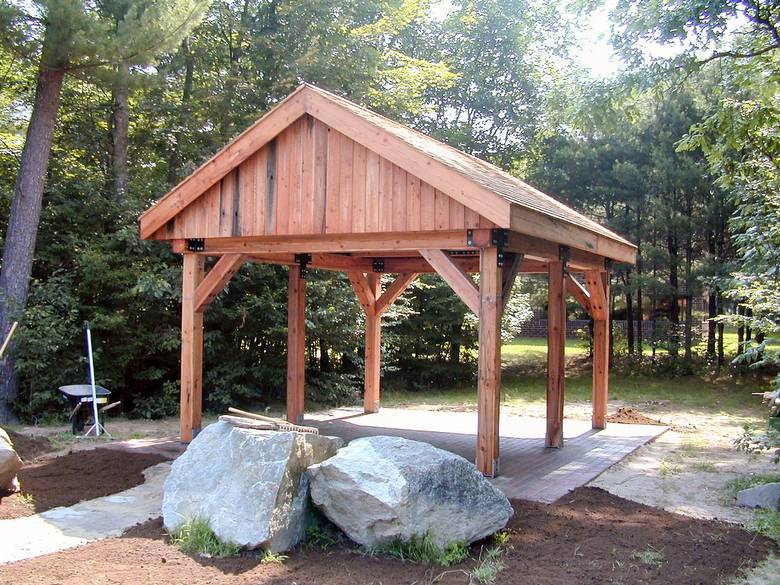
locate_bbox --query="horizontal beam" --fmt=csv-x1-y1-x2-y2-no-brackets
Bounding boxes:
510,206,636,265
176,231,472,256
419,249,480,314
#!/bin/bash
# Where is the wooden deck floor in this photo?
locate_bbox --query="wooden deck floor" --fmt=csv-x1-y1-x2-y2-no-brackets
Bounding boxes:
306,408,667,502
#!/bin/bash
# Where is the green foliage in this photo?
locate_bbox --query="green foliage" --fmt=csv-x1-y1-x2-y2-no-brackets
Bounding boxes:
631,547,665,568
724,473,780,502
368,533,469,567
748,509,780,546
169,517,242,558
468,544,505,584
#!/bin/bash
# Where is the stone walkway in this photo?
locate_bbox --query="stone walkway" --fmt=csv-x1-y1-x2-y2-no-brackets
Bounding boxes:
0,462,171,564
307,408,667,502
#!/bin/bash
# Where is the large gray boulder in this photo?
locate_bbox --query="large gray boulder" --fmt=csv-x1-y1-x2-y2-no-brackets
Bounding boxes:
162,420,343,553
307,436,513,548
736,482,780,510
0,428,22,496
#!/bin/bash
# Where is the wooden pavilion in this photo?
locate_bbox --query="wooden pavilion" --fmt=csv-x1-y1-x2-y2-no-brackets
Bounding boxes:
139,83,636,477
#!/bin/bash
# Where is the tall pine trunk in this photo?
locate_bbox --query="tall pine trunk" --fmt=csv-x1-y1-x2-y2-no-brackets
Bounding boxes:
0,42,66,422
168,37,194,184
110,63,129,202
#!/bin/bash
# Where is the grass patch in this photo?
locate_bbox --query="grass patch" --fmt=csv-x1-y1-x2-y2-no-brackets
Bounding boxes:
16,492,35,506
305,523,338,549
631,547,665,568
169,518,242,558
748,510,780,545
468,545,505,584
368,533,469,566
723,473,780,503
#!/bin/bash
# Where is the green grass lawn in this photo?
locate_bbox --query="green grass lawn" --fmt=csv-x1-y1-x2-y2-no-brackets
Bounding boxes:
382,336,769,415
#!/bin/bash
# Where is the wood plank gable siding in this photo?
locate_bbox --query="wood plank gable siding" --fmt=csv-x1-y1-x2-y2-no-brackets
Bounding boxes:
153,115,494,240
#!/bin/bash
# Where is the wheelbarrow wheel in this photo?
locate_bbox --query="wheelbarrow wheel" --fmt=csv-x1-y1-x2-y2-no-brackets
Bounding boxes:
71,411,86,434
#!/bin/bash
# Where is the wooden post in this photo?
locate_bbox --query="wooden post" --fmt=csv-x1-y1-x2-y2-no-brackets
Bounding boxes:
546,260,566,448
286,264,306,423
364,273,381,413
181,253,205,442
476,246,502,477
592,271,610,429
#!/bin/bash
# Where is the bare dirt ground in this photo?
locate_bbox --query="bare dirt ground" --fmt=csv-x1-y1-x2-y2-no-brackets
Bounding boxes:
2,397,778,583
0,487,772,585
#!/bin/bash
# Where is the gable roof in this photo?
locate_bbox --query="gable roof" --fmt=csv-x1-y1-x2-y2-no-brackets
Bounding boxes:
140,83,635,263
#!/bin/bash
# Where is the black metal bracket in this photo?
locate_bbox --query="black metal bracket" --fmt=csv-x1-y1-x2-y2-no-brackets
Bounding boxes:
466,229,475,247
372,259,385,273
559,245,570,266
490,229,508,247
186,238,205,252
294,253,311,279
493,229,508,268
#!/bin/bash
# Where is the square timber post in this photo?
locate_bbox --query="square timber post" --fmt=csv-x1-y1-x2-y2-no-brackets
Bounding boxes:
286,263,307,423
476,246,502,477
181,253,205,442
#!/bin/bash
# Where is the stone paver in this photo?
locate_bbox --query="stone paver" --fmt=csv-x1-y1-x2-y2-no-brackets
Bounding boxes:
0,461,171,564
307,408,666,502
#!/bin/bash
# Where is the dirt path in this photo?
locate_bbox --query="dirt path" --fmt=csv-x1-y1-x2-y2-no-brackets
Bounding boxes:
0,487,772,585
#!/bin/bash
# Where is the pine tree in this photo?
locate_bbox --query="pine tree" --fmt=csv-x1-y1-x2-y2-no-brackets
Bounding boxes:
0,0,210,422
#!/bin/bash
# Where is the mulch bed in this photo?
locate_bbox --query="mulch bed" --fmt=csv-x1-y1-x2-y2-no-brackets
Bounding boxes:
1,487,773,584
607,407,666,426
0,447,169,519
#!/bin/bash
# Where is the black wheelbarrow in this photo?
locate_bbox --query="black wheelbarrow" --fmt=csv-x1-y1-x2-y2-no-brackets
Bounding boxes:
58,384,117,434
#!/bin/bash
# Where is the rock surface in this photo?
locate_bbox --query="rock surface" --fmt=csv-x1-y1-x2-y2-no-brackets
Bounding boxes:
162,421,343,552
0,428,22,496
307,436,513,547
736,482,780,510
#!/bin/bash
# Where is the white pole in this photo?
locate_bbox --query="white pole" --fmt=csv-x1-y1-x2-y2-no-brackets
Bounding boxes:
85,323,101,437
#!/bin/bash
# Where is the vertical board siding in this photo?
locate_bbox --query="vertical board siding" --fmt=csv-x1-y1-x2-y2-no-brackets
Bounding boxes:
166,118,485,237
325,126,341,233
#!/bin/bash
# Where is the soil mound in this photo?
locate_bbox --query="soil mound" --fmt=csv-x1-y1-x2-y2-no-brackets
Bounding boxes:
6,430,55,462
607,407,665,426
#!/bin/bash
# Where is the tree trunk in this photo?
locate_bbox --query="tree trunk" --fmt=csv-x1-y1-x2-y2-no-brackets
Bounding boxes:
737,304,744,351
667,233,679,356
635,204,643,355
625,285,634,355
707,291,717,357
320,338,330,372
0,48,66,422
717,292,725,368
168,37,194,184
110,62,129,202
